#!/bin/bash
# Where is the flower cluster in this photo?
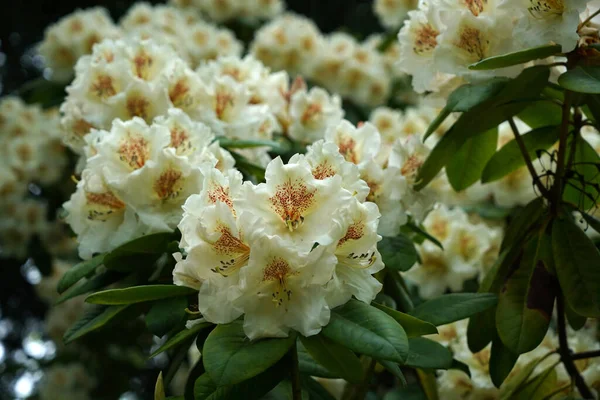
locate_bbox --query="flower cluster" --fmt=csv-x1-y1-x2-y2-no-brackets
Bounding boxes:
63,109,232,259
250,13,401,107
373,0,418,30
169,0,284,22
397,0,588,93
0,98,69,259
38,7,120,82
403,205,502,299
38,4,243,82
173,140,384,339
430,319,600,399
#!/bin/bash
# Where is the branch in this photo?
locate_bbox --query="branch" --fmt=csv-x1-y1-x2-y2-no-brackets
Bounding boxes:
290,340,302,400
508,117,550,198
572,350,600,361
556,295,595,398
553,91,573,214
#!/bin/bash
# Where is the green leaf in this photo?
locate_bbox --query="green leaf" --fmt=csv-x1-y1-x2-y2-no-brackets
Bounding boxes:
481,126,559,183
230,151,266,183
297,341,340,379
580,211,600,233
103,232,176,271
300,376,337,400
403,223,443,250
517,100,562,129
146,296,188,338
416,369,439,400
63,304,131,344
409,293,498,326
86,285,197,305
378,360,408,385
552,217,600,318
299,334,363,384
565,301,587,331
202,320,295,386
404,338,453,370
496,232,556,354
424,79,509,140
216,137,284,151
512,365,557,400
371,303,438,337
499,353,553,400
155,372,166,400
585,94,600,123
500,198,546,252
558,66,600,94
450,359,471,378
379,234,419,272
461,203,512,220
489,335,519,387
150,322,212,358
194,359,286,400
384,384,428,400
321,299,409,363
57,254,105,294
469,44,561,70
446,127,498,191
55,269,123,305
563,135,600,211
415,66,550,190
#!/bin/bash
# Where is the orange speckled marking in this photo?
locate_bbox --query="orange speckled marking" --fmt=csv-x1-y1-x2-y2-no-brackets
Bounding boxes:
133,51,154,80
414,23,438,55
154,168,183,200
269,178,315,229
91,74,117,99
126,95,150,120
215,92,234,120
312,161,335,180
207,184,233,210
456,26,488,60
337,136,359,164
338,220,365,247
170,128,191,153
301,103,322,124
118,135,149,169
169,79,191,107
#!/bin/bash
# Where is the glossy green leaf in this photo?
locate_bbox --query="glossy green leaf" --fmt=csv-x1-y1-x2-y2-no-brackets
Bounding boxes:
216,137,284,151
103,232,177,271
517,100,562,129
461,203,512,220
446,127,498,190
563,135,600,211
378,360,408,385
416,369,439,400
155,372,166,400
558,66,600,94
481,126,559,183
299,334,363,384
300,376,337,400
379,234,419,272
409,293,498,326
489,335,519,388
372,302,438,337
86,285,197,305
565,301,587,331
55,269,123,305
450,359,471,378
150,322,212,358
202,320,295,386
194,359,286,400
469,44,561,70
580,211,600,234
496,232,556,354
322,299,409,363
403,223,443,250
297,341,340,379
552,217,600,318
63,304,131,344
146,296,188,338
404,338,453,370
57,254,105,294
499,353,553,400
416,66,550,190
424,78,508,139
512,365,557,400
500,198,546,252
585,94,600,123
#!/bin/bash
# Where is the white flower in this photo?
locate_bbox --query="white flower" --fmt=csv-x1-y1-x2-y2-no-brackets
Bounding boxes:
499,0,588,51
235,235,337,339
374,0,419,29
237,156,353,252
288,87,344,144
325,121,382,168
38,7,120,82
171,0,284,22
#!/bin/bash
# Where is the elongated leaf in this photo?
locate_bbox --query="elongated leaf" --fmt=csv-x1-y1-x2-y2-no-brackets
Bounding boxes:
513,365,557,400
155,372,166,400
55,269,123,305
469,44,561,70
552,217,600,317
379,360,408,385
416,369,439,400
405,338,453,369
501,198,546,252
150,322,212,358
384,384,428,400
146,296,188,338
496,232,556,354
499,353,554,400
447,127,498,190
424,78,508,139
103,232,176,271
63,304,131,344
403,223,443,249
194,359,287,400
416,66,550,190
202,320,295,386
379,234,419,272
216,137,284,151
489,335,519,387
372,303,437,337
580,211,600,233
558,66,600,94
450,359,471,378
300,376,337,400
297,341,339,379
57,254,105,294
563,135,600,211
409,293,498,326
86,285,197,305
462,203,512,220
321,299,409,363
585,94,600,123
481,126,559,183
565,301,587,331
299,334,363,384
517,100,562,129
